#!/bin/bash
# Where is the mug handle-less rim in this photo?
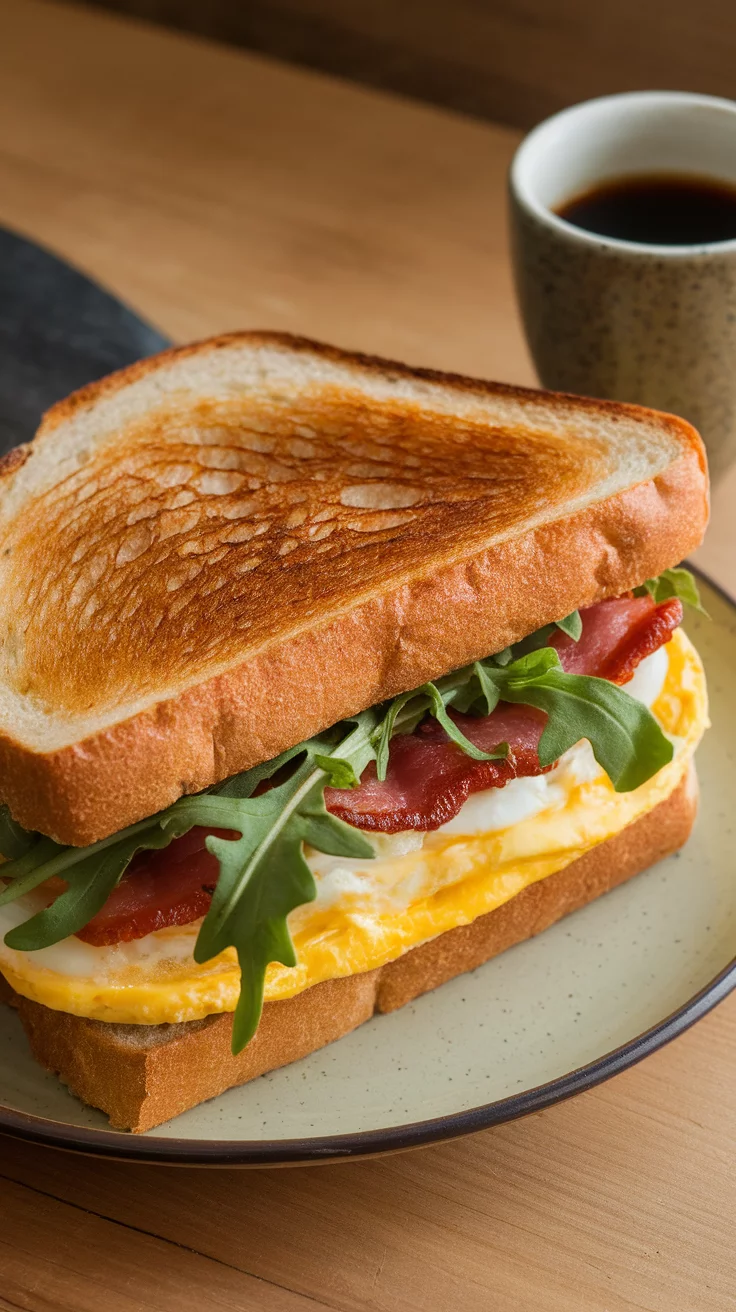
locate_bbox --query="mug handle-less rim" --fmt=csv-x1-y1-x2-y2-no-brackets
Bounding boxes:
509,90,736,258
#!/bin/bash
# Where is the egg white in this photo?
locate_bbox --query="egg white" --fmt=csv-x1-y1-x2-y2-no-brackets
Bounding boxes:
0,633,707,1024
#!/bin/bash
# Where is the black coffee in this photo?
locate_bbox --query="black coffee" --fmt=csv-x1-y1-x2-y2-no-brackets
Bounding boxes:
556,173,736,245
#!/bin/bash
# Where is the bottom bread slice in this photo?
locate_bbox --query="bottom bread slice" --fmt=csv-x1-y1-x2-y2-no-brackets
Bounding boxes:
5,767,697,1132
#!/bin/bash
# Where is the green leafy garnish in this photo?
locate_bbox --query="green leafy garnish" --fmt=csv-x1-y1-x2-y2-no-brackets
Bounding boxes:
478,610,579,669
0,600,678,1053
312,754,361,789
634,566,707,616
0,721,379,1049
194,715,378,1051
555,610,583,641
0,805,38,861
489,646,513,667
373,682,508,784
435,647,672,791
4,825,183,952
373,690,422,780
479,648,672,792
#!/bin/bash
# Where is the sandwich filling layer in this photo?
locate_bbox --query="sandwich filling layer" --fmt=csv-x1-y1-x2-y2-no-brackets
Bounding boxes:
0,624,707,1025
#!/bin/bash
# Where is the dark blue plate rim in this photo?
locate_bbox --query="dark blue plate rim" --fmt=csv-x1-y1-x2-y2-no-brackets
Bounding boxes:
0,564,733,1166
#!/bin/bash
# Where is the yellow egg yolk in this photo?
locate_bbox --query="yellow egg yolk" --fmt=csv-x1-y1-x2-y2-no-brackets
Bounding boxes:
0,627,707,1025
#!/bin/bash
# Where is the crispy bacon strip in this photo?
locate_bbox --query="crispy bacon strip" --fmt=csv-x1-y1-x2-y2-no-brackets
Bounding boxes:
67,594,680,943
75,828,236,946
551,595,682,683
325,594,681,833
325,705,547,832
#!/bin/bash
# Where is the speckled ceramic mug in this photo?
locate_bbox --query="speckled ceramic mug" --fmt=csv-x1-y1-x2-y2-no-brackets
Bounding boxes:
509,91,736,479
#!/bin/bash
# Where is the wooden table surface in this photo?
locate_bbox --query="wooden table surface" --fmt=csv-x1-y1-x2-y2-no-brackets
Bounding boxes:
0,4,734,1309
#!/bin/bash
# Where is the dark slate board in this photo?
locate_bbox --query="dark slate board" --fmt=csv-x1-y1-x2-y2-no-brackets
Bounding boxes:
0,227,171,454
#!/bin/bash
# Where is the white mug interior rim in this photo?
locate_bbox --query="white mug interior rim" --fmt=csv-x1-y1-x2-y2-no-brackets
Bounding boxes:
510,91,736,256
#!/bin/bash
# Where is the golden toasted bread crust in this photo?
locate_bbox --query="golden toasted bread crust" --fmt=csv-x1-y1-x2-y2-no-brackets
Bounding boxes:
0,332,708,844
26,330,710,446
4,768,697,1132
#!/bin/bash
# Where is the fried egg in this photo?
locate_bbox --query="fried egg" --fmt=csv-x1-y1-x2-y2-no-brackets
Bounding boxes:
0,628,708,1025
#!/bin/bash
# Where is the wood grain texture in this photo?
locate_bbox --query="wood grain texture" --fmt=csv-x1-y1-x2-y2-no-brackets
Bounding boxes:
1,998,735,1311
74,0,736,130
0,2,734,1309
0,1175,314,1311
0,0,530,386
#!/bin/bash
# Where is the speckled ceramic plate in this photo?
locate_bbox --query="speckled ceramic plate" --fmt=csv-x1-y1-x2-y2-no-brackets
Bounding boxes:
0,568,733,1166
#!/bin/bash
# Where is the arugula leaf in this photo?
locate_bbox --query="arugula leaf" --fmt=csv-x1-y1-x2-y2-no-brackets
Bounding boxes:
313,754,360,789
449,660,502,716
373,689,423,781
421,683,508,763
0,806,37,861
0,837,71,910
194,715,377,1049
505,623,555,660
380,642,671,794
0,718,379,1049
0,595,679,1054
634,566,707,615
488,647,673,791
555,610,583,641
211,741,313,800
489,646,513,667
372,681,508,782
0,796,243,941
468,660,503,716
501,610,582,662
4,824,182,951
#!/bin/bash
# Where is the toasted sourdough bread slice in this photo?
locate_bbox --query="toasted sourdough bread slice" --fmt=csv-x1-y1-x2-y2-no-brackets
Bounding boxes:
4,767,697,1132
0,332,707,844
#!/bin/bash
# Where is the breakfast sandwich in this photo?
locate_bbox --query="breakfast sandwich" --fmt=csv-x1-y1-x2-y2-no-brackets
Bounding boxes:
0,333,709,1131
